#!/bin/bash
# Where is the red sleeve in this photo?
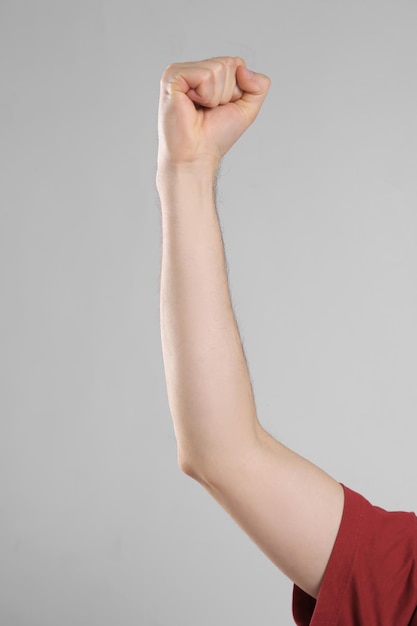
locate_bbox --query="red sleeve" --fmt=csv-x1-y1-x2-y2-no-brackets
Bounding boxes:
292,484,417,626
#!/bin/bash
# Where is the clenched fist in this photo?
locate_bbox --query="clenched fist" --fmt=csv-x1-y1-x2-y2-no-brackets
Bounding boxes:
157,56,271,174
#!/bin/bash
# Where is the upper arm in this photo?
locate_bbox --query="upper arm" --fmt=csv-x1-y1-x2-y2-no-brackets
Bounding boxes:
194,427,344,599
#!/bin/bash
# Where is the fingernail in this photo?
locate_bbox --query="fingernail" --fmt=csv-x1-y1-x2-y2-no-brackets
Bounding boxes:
246,68,254,77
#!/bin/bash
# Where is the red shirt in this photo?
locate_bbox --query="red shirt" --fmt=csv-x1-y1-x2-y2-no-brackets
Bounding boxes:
292,484,417,625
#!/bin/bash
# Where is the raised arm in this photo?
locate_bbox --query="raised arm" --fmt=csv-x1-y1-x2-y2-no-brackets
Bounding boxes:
156,56,344,600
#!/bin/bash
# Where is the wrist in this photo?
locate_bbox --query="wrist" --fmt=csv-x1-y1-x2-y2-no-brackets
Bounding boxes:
156,164,219,223
156,158,219,190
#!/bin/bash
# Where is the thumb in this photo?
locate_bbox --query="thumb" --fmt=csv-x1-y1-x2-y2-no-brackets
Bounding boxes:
235,65,271,124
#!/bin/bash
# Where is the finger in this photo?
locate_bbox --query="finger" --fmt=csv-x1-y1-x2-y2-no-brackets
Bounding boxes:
166,58,243,108
230,82,244,102
162,64,215,104
218,57,245,104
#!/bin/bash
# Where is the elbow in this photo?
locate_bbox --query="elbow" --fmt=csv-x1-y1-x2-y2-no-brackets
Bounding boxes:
176,439,212,481
178,452,202,481
178,448,214,485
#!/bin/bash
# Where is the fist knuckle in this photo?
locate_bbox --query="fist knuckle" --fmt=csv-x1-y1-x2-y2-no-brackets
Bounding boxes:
223,57,236,68
200,66,216,88
161,64,175,84
162,62,190,82
163,62,176,75
209,62,221,77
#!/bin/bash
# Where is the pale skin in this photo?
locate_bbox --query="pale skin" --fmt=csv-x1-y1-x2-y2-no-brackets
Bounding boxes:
156,56,344,600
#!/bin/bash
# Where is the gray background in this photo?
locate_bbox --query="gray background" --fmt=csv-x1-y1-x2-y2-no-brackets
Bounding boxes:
1,1,417,624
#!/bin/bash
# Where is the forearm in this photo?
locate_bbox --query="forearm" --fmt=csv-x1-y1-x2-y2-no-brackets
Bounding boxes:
157,166,262,479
